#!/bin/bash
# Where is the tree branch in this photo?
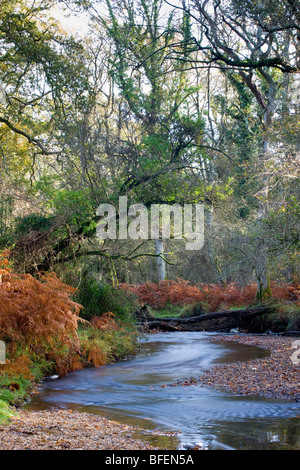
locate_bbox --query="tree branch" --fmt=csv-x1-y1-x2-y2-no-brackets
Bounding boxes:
0,117,59,155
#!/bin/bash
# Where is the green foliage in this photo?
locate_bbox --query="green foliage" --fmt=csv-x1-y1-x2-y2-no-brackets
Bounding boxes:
100,0,208,205
52,189,96,231
148,304,187,319
15,214,53,236
0,371,33,407
75,275,134,321
0,399,15,424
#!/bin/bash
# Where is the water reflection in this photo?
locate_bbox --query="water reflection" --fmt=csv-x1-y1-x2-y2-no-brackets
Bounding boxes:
25,332,300,450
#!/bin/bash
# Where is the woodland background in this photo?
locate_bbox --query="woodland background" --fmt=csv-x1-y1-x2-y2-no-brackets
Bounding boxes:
0,1,299,410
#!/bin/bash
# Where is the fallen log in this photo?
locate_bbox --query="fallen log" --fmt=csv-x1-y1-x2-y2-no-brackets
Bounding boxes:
153,306,272,324
140,305,274,331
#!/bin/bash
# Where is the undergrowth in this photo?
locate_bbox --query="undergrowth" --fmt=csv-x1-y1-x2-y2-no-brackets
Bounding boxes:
0,251,139,414
0,398,16,424
0,319,138,409
120,279,300,313
74,275,134,320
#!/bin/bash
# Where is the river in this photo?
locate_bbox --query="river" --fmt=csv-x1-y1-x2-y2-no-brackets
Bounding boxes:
25,332,300,450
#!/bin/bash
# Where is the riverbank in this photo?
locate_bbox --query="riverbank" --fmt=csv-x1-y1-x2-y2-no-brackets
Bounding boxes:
0,322,139,412
195,334,300,401
0,408,159,450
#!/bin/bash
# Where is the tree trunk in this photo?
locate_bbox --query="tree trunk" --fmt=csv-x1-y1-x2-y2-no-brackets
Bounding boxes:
155,239,166,282
239,70,277,300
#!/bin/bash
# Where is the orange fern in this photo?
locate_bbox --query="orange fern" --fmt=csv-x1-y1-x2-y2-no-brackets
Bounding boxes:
90,312,119,331
0,252,83,352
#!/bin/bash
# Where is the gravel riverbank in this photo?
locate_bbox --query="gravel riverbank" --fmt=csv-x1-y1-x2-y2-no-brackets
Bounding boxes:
195,334,300,401
0,409,159,450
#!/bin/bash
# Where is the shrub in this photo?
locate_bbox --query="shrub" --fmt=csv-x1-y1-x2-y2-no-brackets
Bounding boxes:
75,276,134,320
14,214,53,235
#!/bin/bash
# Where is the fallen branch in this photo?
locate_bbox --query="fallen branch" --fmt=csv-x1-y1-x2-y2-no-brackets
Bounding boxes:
143,321,181,332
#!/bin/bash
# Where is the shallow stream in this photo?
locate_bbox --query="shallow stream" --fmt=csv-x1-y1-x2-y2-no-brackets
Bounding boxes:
25,332,300,450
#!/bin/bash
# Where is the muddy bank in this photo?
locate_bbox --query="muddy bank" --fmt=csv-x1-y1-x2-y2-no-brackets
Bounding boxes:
190,334,300,401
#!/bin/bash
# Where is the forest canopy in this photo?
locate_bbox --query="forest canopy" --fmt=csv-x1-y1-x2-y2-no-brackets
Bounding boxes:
0,0,299,303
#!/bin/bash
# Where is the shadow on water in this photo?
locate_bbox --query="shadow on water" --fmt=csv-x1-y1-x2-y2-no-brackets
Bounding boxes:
25,332,300,450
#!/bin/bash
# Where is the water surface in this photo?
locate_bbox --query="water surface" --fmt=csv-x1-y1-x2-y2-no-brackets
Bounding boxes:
26,332,300,450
